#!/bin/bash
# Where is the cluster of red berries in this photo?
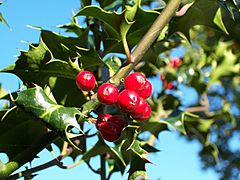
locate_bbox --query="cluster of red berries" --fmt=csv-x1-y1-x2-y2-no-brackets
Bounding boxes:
75,71,153,142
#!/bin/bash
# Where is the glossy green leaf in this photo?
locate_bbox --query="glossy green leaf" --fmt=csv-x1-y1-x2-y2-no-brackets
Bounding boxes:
0,109,57,178
169,0,223,40
76,6,124,39
0,39,78,86
81,138,126,171
140,121,169,138
57,14,86,37
14,86,84,149
214,8,229,34
104,56,122,77
128,152,149,180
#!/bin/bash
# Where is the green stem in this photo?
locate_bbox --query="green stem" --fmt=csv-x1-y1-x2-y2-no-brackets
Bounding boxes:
100,154,106,180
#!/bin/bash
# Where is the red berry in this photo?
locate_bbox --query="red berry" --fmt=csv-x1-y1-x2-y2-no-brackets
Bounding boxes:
96,114,125,142
118,89,140,113
130,97,148,119
167,82,174,90
138,80,152,99
169,57,182,68
135,103,152,122
76,71,96,91
97,83,118,105
124,72,146,93
160,74,167,86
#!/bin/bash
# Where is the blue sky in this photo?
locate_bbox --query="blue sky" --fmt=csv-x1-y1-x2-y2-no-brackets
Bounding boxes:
0,1,219,179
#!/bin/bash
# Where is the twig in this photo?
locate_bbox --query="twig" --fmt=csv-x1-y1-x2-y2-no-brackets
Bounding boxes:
6,155,64,180
86,161,100,174
7,139,81,179
100,154,106,180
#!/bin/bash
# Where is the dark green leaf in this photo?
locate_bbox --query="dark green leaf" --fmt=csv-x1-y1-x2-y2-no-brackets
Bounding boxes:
104,56,122,77
0,109,57,178
15,86,84,149
76,6,124,39
81,138,126,171
169,0,224,40
140,121,169,138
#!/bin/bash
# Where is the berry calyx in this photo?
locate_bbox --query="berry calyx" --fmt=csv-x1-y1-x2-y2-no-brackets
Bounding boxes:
138,80,152,99
130,97,149,119
118,89,140,113
75,70,96,91
97,83,118,105
124,72,146,93
96,114,125,142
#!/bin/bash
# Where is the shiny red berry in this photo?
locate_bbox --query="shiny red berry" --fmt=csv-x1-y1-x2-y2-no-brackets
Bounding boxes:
76,71,96,91
169,57,182,68
138,80,152,99
97,83,118,105
135,103,152,121
130,97,148,119
167,82,174,90
118,89,140,113
96,114,125,142
124,72,146,93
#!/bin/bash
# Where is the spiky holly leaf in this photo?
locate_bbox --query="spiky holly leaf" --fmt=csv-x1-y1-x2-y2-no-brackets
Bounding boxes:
0,108,57,178
169,0,228,40
104,56,122,77
128,150,150,180
81,138,126,172
76,6,124,39
0,2,10,29
140,121,169,138
76,2,159,55
0,29,105,107
14,86,84,149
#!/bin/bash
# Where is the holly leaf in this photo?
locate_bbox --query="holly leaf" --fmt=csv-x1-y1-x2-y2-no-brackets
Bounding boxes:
128,151,149,180
14,86,84,149
210,49,239,83
0,12,10,29
140,121,169,138
81,138,126,171
57,13,87,37
0,108,57,178
169,0,226,40
76,6,124,39
104,56,122,77
0,38,78,87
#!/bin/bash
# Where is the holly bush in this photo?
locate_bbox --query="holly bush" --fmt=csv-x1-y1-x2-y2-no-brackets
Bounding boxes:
0,0,239,179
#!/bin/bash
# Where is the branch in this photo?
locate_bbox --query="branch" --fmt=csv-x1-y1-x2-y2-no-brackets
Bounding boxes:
100,154,106,180
6,155,64,180
110,0,181,85
7,139,81,179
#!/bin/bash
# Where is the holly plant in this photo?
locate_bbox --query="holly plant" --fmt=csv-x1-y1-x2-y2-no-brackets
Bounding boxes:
0,0,239,179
